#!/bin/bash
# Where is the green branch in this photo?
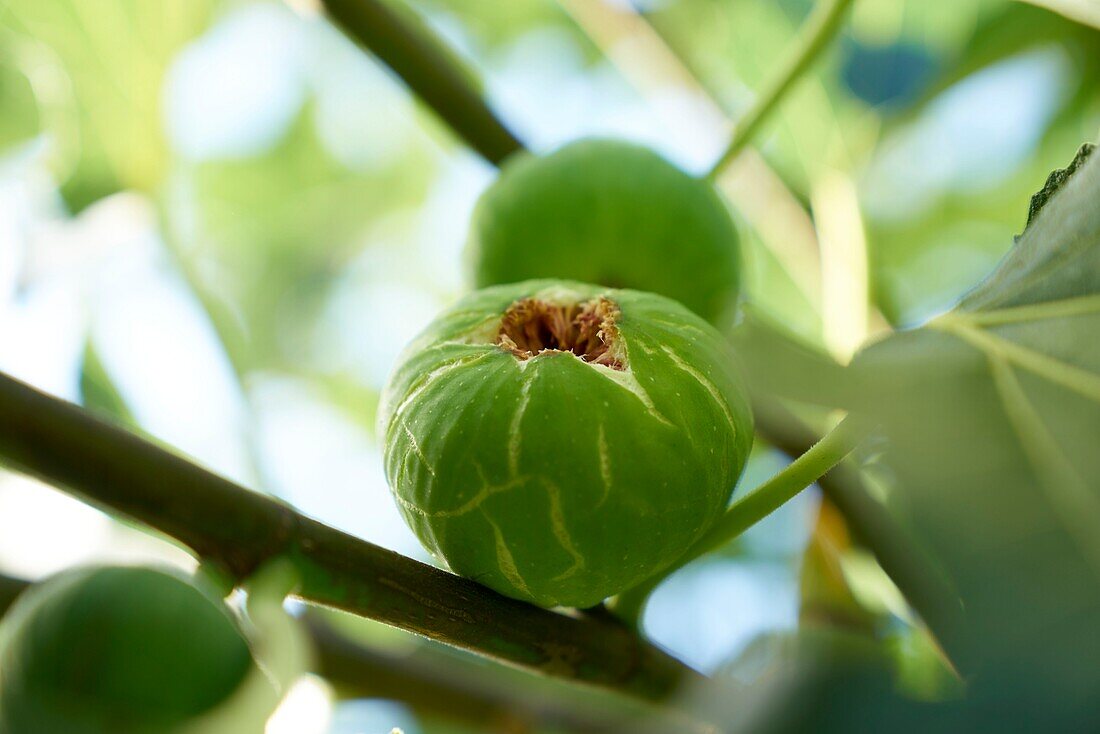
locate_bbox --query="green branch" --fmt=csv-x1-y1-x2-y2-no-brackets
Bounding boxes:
1,569,679,730
708,0,857,179
2,572,691,730
0,370,698,701
307,615,707,732
308,618,591,730
319,0,524,166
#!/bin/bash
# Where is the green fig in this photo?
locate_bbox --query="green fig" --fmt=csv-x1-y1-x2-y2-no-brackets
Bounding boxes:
378,280,753,607
467,138,742,326
0,566,256,734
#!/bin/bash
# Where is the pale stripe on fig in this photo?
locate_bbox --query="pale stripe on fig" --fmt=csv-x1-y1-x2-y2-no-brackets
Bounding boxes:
589,364,673,427
507,369,536,479
543,478,586,582
659,344,739,437
647,316,713,339
453,315,505,344
393,465,527,519
397,472,587,588
402,421,436,478
595,422,613,508
482,509,533,598
386,350,497,435
391,493,430,518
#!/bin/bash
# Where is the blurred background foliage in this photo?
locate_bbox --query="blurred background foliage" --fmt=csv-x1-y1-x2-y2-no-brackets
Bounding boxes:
0,0,1097,731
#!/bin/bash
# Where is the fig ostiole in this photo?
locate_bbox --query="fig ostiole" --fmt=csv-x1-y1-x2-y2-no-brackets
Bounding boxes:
0,565,264,734
379,280,753,608
467,138,743,327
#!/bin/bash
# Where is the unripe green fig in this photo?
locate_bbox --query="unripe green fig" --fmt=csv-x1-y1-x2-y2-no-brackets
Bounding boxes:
467,138,742,326
378,280,753,607
0,566,256,734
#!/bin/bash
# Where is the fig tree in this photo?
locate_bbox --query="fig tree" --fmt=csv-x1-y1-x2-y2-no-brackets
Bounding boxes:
467,138,742,326
378,280,753,608
0,566,257,734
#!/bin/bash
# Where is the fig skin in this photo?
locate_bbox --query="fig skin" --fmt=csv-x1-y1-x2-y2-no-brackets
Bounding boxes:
379,280,753,608
0,566,255,734
467,138,742,327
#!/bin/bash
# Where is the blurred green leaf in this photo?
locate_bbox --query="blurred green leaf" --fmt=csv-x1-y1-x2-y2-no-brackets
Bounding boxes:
78,340,137,429
0,0,212,210
0,574,27,618
240,558,313,693
799,499,878,633
1020,0,1100,28
731,307,855,406
701,627,931,734
1025,141,1095,226
414,0,570,51
0,61,38,149
738,228,823,340
905,3,1099,104
167,107,435,371
849,144,1100,725
887,624,965,704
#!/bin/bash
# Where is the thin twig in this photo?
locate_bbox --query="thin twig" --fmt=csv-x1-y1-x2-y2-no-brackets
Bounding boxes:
612,414,865,627
695,415,865,555
318,0,524,165
556,0,825,306
0,370,699,701
1,573,695,731
708,0,857,179
307,616,711,733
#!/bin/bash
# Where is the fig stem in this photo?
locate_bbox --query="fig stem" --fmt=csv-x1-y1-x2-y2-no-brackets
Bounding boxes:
611,414,866,628
694,414,866,556
319,0,524,166
0,369,699,702
707,0,857,180
750,398,967,672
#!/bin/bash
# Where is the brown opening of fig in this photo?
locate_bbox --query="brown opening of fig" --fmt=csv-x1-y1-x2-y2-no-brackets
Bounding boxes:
497,297,624,370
